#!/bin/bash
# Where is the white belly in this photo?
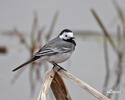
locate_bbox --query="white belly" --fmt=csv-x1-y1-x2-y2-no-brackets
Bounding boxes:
48,52,72,63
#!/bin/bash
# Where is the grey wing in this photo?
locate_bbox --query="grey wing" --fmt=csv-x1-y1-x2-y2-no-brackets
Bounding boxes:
35,46,58,57
34,37,73,57
35,45,72,57
35,46,71,57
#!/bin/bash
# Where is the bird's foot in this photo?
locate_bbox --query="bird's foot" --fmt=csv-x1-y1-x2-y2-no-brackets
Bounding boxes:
52,62,67,72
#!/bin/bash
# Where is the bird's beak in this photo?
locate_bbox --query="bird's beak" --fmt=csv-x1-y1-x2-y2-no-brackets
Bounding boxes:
71,37,75,39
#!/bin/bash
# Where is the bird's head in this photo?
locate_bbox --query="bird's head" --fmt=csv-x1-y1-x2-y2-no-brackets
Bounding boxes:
59,29,75,41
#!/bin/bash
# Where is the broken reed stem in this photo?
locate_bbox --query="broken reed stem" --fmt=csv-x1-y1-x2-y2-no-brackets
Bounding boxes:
91,9,118,54
46,11,59,40
0,45,7,54
57,69,110,100
37,69,55,100
102,35,110,94
51,72,72,100
37,66,110,100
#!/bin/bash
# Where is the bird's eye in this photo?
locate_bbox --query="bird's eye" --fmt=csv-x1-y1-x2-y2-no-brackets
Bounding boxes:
65,35,68,37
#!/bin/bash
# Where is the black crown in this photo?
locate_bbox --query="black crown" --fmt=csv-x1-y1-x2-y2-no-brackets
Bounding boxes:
59,29,72,35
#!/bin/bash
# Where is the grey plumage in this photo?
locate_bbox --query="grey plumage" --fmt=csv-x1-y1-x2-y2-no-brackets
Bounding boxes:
36,37,75,56
12,29,76,72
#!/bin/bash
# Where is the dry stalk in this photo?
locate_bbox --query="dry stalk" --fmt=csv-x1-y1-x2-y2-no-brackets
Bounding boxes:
37,69,55,100
37,65,110,100
53,66,110,100
46,11,59,41
0,45,8,54
91,9,118,54
51,72,72,100
91,8,124,100
102,34,110,95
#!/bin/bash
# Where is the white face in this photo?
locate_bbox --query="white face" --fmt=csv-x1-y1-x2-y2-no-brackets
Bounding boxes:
59,32,74,40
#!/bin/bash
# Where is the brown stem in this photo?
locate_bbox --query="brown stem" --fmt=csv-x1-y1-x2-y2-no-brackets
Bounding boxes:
51,72,72,100
102,36,110,95
91,9,118,54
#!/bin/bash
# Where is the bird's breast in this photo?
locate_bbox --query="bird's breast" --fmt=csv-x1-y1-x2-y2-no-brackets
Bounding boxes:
48,52,72,63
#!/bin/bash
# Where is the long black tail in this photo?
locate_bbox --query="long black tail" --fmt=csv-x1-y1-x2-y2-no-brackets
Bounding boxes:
12,56,40,72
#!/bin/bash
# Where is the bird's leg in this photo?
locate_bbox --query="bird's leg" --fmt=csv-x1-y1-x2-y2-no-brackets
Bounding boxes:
55,63,67,72
52,62,67,72
52,63,56,69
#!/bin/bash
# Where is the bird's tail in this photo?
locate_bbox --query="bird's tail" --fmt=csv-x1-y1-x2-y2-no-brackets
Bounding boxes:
12,56,40,72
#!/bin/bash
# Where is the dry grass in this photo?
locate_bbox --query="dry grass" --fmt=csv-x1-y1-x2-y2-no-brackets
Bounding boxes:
0,45,8,54
91,4,125,99
37,65,110,100
37,69,55,100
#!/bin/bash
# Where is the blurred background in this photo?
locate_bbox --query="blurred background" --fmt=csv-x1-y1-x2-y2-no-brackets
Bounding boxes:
0,0,125,100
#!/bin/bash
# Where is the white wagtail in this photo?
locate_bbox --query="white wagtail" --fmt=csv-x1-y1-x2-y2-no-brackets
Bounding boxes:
12,29,76,72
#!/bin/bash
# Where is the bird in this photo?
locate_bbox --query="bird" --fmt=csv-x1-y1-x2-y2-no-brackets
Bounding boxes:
12,29,76,72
